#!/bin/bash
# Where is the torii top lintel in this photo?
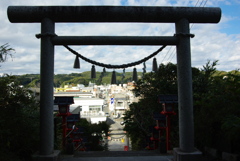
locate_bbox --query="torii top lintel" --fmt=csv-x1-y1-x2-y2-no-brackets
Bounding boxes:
8,6,221,23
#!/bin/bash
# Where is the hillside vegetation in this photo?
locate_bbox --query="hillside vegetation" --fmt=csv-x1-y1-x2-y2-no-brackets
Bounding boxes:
14,69,239,88
14,71,142,87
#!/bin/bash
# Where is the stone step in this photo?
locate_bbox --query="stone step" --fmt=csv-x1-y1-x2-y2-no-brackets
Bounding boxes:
60,151,173,161
75,151,168,157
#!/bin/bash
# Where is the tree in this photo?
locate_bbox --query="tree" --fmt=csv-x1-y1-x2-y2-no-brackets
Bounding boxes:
74,119,110,151
124,61,240,153
0,44,40,160
193,63,240,153
0,43,14,67
123,63,180,150
0,74,40,160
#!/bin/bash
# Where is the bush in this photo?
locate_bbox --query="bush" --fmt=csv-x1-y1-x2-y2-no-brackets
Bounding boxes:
0,74,40,160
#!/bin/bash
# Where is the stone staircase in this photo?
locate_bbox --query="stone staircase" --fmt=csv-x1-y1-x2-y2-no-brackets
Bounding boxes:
60,151,174,161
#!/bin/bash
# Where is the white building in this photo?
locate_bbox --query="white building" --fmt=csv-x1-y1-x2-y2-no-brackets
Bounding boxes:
54,92,93,98
112,93,130,118
54,89,107,124
70,97,106,124
53,82,137,123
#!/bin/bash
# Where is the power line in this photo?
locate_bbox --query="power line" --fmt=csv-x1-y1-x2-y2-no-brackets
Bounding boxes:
159,46,172,64
168,0,208,63
165,47,176,64
195,0,201,7
190,0,208,29
203,0,208,7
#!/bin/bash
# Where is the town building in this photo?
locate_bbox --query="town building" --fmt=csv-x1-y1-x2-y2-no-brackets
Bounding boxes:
52,82,137,124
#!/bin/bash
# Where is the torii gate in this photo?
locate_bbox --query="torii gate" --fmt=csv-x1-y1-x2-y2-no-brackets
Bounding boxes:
8,6,221,161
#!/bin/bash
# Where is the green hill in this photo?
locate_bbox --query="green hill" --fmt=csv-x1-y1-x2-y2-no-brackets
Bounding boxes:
14,69,240,88
15,71,142,87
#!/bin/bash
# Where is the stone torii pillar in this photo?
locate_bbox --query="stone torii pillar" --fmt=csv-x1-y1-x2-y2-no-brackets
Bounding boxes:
7,6,221,161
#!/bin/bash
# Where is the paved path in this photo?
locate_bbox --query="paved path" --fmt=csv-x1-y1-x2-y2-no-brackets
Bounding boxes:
107,117,128,151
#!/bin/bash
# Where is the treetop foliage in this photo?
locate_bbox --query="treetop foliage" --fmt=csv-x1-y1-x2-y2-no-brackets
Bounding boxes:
0,44,39,160
0,74,40,160
13,71,141,87
0,43,14,66
123,61,240,153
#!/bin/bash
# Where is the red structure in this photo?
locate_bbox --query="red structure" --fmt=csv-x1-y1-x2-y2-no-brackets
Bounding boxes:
54,96,85,152
153,113,166,150
54,96,74,148
149,125,161,150
152,95,177,151
72,126,85,151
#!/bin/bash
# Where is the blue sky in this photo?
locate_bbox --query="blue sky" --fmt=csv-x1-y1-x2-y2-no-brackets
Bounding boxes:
218,1,240,34
0,0,239,75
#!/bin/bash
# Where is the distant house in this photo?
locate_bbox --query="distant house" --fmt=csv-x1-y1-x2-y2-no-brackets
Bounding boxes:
113,93,130,118
71,97,106,124
110,84,127,94
54,92,93,98
53,97,106,124
81,87,93,93
53,82,138,123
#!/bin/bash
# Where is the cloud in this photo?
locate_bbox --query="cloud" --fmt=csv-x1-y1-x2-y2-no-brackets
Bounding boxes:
0,0,239,75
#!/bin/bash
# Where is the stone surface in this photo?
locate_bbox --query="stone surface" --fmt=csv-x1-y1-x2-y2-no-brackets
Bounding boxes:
204,147,221,158
61,151,173,161
173,148,202,161
222,152,240,161
32,150,61,161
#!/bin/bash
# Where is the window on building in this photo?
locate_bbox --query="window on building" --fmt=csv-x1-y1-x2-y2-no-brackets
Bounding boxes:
117,102,123,107
89,105,101,112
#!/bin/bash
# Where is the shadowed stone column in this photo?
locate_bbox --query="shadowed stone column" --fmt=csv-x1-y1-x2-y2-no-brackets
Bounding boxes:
174,18,202,161
39,17,55,155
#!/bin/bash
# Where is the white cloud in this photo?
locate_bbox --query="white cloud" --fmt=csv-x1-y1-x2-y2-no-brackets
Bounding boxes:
0,0,239,75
